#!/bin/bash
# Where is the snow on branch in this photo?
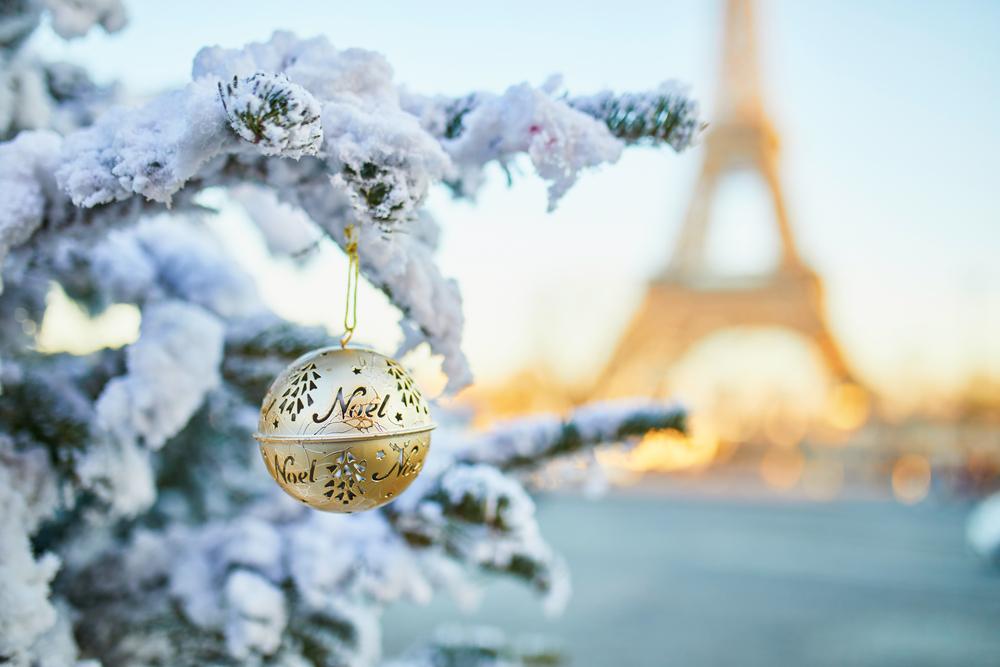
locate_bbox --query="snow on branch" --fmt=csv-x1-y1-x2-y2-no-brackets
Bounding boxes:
458,399,687,470
403,79,702,207
0,130,62,268
93,218,261,317
411,463,571,614
382,401,686,616
568,83,703,149
229,185,322,257
0,439,62,658
194,32,452,231
79,301,225,515
219,72,323,159
67,506,447,665
55,80,232,207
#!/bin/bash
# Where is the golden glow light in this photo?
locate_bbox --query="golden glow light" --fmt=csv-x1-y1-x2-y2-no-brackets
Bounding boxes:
759,445,805,490
36,285,140,355
598,420,719,473
824,382,870,431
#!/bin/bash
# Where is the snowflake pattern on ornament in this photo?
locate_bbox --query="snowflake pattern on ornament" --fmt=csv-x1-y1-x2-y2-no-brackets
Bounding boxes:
324,450,367,505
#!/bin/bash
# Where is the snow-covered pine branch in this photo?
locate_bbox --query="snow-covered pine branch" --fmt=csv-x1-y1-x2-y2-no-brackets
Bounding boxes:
455,400,687,471
1,30,702,391
403,79,703,206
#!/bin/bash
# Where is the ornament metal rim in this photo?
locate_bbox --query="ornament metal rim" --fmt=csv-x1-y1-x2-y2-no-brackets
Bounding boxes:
252,423,437,444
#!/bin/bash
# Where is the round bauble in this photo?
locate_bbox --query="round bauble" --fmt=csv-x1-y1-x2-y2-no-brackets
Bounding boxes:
254,346,434,512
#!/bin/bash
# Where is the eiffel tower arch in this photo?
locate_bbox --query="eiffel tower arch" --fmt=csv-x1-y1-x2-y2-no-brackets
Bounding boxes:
597,0,857,400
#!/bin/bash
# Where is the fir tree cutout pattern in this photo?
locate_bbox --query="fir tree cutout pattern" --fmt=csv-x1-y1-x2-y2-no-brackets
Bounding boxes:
385,358,428,414
278,362,320,422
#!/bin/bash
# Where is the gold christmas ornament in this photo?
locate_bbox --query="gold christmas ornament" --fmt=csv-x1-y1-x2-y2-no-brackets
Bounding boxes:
254,346,435,512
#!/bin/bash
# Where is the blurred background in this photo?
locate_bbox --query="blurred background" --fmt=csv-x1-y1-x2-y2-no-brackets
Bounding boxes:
32,0,1000,664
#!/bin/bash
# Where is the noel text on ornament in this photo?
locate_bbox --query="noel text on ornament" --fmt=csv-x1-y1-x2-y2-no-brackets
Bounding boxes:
272,454,318,485
371,441,423,481
313,384,391,426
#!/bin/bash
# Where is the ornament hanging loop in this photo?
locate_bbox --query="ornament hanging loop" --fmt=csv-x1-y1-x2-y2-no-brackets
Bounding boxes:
340,224,360,348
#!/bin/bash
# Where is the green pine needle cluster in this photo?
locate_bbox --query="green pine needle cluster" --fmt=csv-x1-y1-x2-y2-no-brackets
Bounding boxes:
568,89,704,150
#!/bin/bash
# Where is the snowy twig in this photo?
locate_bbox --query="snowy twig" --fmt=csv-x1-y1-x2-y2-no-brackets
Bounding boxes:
459,400,687,470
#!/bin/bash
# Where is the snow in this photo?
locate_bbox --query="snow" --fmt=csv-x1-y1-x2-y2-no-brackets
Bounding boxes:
347,220,470,391
327,101,450,228
230,185,322,256
162,508,433,663
286,511,435,609
279,179,472,391
170,529,226,629
466,415,565,467
441,83,623,210
441,463,537,529
221,518,286,581
79,300,225,515
197,32,449,228
0,442,61,659
225,569,288,659
23,599,92,667
192,31,398,106
0,130,62,274
91,216,263,317
56,79,230,207
100,300,224,450
41,0,127,39
1,57,52,131
220,72,323,159
436,464,570,615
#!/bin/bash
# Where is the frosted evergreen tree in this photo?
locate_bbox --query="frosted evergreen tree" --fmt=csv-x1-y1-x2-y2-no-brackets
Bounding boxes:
0,2,699,665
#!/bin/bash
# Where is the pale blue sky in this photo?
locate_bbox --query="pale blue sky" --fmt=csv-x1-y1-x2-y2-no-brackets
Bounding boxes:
33,1,1000,402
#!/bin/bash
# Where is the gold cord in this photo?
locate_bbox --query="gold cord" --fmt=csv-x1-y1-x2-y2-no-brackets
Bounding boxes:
340,224,360,348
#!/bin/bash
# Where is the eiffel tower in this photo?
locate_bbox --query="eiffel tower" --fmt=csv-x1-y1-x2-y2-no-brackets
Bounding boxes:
597,0,855,400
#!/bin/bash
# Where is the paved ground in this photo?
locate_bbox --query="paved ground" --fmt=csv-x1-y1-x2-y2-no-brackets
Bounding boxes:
382,494,1000,666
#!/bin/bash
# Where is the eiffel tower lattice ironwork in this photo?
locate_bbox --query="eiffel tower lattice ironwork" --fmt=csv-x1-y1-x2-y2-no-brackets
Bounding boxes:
597,0,855,399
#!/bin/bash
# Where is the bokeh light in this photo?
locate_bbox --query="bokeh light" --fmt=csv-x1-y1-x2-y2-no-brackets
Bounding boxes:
891,454,932,504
